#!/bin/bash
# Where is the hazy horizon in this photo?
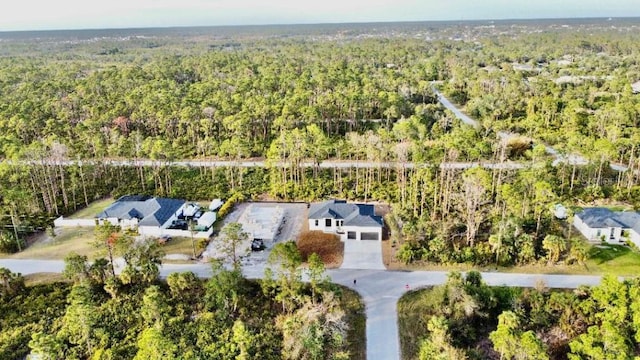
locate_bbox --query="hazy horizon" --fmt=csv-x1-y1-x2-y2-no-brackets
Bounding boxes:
1,0,639,32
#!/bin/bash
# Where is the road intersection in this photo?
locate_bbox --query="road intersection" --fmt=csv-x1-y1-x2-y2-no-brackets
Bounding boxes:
0,258,602,360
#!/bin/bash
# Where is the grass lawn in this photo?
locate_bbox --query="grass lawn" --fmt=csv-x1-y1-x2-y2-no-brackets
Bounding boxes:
67,198,113,219
160,236,202,258
340,286,366,360
585,244,640,275
1,228,97,260
384,240,640,276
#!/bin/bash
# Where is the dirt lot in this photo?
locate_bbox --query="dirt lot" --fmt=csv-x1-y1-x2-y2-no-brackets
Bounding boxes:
204,202,308,266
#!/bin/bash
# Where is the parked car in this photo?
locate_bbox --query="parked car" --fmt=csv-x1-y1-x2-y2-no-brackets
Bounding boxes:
251,239,265,251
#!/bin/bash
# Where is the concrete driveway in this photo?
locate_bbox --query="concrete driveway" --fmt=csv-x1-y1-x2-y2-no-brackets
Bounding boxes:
340,240,385,270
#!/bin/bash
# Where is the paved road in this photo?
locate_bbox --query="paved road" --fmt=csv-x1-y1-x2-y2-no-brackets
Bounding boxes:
0,259,603,360
431,84,629,171
10,158,529,170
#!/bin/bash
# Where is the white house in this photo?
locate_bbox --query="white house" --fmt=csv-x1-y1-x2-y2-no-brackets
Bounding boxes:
573,207,640,247
96,195,187,236
308,200,383,241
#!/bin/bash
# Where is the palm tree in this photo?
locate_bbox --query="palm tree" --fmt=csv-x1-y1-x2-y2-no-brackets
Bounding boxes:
542,235,567,264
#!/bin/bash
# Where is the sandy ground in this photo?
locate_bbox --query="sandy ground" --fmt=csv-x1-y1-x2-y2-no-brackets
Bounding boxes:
203,202,308,267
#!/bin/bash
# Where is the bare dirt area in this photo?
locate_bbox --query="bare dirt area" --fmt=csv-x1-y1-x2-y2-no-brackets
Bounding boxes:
381,238,398,269
204,202,308,267
297,231,344,268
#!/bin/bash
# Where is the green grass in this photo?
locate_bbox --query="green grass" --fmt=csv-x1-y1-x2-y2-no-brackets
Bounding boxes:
340,286,366,360
67,198,113,219
23,272,68,286
160,236,202,258
585,244,640,275
0,228,97,260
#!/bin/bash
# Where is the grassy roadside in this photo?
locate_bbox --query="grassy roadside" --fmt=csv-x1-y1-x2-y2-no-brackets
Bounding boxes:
340,286,366,360
0,229,201,263
383,240,640,277
0,228,98,260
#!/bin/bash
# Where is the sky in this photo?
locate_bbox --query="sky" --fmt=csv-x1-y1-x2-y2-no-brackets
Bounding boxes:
0,0,639,31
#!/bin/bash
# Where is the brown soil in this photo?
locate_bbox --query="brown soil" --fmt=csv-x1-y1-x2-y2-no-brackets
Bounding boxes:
297,231,344,268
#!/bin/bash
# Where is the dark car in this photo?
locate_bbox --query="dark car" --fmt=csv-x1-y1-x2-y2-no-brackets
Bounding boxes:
251,239,265,251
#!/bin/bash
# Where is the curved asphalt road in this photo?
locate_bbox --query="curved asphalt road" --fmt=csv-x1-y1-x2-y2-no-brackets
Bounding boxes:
0,259,602,360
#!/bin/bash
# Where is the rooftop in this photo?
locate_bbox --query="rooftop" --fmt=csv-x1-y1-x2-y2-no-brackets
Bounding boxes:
96,196,185,227
576,207,640,232
309,200,383,227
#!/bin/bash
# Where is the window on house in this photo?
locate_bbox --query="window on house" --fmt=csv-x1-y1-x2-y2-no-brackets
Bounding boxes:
338,220,343,227
325,219,332,227
314,219,318,226
347,231,356,240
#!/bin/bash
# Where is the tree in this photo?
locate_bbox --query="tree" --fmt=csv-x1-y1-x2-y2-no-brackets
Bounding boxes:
120,239,164,284
93,222,131,277
141,285,172,328
0,267,25,299
542,235,567,264
232,320,255,360
188,219,197,259
418,316,467,360
63,252,90,284
28,332,64,360
0,188,30,252
60,284,97,357
278,292,349,360
205,259,246,314
307,253,329,303
219,222,249,269
532,181,556,238
457,168,491,246
134,327,178,360
264,241,304,312
490,311,548,360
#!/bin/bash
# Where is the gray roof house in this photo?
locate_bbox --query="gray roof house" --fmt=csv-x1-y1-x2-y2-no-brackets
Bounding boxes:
97,195,186,228
308,200,383,241
573,207,640,246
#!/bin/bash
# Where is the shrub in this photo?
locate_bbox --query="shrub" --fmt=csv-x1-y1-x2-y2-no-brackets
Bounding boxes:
297,231,342,264
0,231,25,254
217,192,245,219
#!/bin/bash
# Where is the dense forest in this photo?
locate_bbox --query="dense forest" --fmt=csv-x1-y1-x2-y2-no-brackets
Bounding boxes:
400,271,640,360
0,239,364,359
1,19,640,267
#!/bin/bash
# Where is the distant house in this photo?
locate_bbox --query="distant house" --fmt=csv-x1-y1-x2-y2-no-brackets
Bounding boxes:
96,195,186,236
308,200,383,241
573,208,640,246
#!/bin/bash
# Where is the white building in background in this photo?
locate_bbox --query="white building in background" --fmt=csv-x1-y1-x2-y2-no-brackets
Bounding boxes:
96,195,187,235
573,207,640,247
308,200,383,241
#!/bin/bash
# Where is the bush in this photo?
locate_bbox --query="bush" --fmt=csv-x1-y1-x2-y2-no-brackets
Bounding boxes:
0,231,25,254
217,192,245,219
297,231,342,264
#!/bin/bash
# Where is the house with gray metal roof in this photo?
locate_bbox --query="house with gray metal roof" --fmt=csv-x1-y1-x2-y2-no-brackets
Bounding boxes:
96,195,187,235
308,200,383,241
573,207,640,246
